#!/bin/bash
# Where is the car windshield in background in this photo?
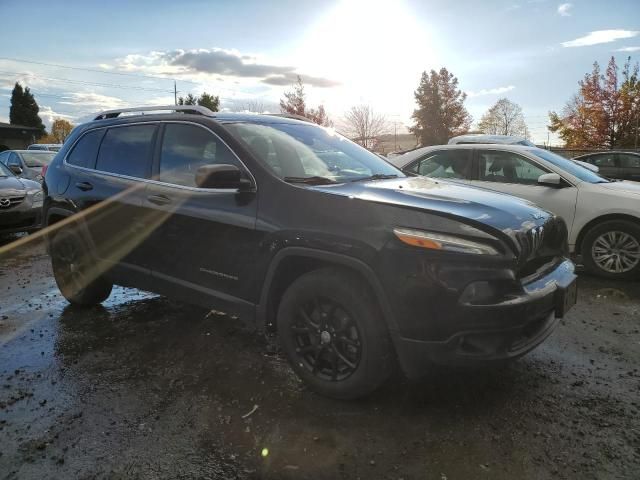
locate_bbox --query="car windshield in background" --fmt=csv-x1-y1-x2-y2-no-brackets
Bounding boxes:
0,162,13,177
226,122,403,184
21,152,56,167
531,148,609,183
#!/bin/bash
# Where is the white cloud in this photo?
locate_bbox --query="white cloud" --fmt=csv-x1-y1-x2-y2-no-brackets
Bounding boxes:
562,29,639,48
615,46,640,52
467,85,515,98
38,105,75,129
557,3,572,16
58,92,127,110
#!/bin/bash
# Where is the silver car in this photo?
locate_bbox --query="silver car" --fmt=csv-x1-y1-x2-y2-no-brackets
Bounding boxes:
0,150,56,182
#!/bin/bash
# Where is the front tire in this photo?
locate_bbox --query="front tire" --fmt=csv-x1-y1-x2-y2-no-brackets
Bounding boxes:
582,220,640,279
50,229,113,306
277,268,393,399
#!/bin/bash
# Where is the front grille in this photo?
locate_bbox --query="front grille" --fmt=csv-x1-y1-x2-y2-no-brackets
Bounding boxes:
0,196,25,210
517,216,568,278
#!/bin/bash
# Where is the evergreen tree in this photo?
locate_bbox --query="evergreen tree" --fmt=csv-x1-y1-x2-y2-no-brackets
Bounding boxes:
410,68,472,146
197,92,220,112
9,82,46,137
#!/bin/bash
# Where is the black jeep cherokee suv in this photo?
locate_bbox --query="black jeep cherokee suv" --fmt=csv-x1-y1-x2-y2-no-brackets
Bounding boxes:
43,106,577,399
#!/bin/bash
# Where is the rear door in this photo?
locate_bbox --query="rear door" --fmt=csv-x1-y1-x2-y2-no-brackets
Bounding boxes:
405,149,475,182
472,149,578,230
618,153,640,182
143,122,259,305
66,123,158,274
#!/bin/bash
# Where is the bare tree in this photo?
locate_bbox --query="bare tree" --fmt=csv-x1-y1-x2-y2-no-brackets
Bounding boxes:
343,104,389,149
243,99,265,113
478,98,530,138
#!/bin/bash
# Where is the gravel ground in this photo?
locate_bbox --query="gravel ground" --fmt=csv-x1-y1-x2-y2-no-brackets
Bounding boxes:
0,234,639,479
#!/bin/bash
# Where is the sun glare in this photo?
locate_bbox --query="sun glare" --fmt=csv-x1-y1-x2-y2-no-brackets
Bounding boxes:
296,0,439,119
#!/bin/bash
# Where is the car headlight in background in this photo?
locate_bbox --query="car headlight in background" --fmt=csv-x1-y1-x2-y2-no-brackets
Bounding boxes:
393,227,499,255
30,190,43,205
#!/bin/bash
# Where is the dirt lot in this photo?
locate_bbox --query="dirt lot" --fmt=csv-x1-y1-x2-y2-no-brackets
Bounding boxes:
0,234,639,480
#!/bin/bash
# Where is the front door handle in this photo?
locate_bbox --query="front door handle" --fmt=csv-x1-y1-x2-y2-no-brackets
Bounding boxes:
75,181,93,191
147,194,171,206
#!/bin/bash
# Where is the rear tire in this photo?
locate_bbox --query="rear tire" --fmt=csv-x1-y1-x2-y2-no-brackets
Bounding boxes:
50,229,113,306
582,220,640,279
277,268,393,400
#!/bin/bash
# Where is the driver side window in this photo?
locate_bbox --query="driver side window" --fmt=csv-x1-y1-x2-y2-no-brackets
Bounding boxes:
410,149,473,179
8,153,22,167
159,123,242,188
478,150,548,185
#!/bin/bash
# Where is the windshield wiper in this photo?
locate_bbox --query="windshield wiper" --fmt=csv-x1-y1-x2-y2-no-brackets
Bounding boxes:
283,176,337,185
351,173,399,182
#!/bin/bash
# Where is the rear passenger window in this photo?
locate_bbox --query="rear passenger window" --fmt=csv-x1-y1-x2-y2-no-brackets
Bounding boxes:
67,129,104,168
159,123,241,187
96,125,156,178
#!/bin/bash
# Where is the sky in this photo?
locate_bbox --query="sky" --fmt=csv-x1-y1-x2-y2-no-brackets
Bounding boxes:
0,0,638,145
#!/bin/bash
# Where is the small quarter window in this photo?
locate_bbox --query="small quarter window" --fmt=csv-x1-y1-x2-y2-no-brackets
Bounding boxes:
67,129,105,168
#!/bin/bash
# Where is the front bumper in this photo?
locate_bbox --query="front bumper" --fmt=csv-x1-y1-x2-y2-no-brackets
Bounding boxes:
393,259,576,378
0,204,42,234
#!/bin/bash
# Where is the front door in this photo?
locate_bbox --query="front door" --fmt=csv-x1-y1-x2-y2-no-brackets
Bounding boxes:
618,153,640,182
586,152,620,179
143,122,260,306
472,149,579,232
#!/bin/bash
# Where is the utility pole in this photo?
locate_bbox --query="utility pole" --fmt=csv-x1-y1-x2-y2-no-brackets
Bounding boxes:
635,112,638,150
174,81,177,105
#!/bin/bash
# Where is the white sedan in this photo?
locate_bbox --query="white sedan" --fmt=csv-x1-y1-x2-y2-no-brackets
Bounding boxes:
390,144,640,279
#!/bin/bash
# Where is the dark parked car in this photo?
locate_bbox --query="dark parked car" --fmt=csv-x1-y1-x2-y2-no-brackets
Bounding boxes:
43,106,577,399
0,150,56,182
0,161,43,235
573,151,640,181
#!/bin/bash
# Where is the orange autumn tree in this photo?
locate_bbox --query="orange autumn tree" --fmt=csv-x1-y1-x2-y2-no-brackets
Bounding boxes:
549,56,640,149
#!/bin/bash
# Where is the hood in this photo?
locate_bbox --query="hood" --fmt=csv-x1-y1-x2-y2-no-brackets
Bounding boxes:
0,175,31,194
313,176,551,233
312,176,567,262
598,180,640,196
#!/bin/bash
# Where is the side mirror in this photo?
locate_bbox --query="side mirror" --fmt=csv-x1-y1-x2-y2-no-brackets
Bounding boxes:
538,172,562,187
8,165,22,175
195,164,252,190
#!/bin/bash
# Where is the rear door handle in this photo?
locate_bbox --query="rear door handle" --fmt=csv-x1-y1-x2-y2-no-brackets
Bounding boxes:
75,181,93,191
147,194,172,206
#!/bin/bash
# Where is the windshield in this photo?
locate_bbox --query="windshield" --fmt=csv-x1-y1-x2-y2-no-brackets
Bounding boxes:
225,122,403,183
21,152,55,167
531,148,609,183
0,162,13,177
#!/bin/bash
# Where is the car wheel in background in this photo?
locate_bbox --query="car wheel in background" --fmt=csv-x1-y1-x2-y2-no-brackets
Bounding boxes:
277,267,394,400
582,220,640,279
50,229,113,306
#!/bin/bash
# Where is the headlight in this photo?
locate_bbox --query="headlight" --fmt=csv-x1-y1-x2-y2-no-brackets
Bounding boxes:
393,227,499,255
31,190,43,202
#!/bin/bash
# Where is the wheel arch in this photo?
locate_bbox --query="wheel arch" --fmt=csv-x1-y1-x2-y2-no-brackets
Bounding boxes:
257,247,399,337
575,213,640,255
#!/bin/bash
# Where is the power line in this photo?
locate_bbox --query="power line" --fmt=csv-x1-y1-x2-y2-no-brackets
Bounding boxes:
0,70,174,93
0,56,201,85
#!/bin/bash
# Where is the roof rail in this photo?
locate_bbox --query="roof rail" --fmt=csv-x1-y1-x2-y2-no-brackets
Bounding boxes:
93,105,214,121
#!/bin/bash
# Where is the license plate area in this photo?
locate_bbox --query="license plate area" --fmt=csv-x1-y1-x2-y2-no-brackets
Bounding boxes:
555,279,577,318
